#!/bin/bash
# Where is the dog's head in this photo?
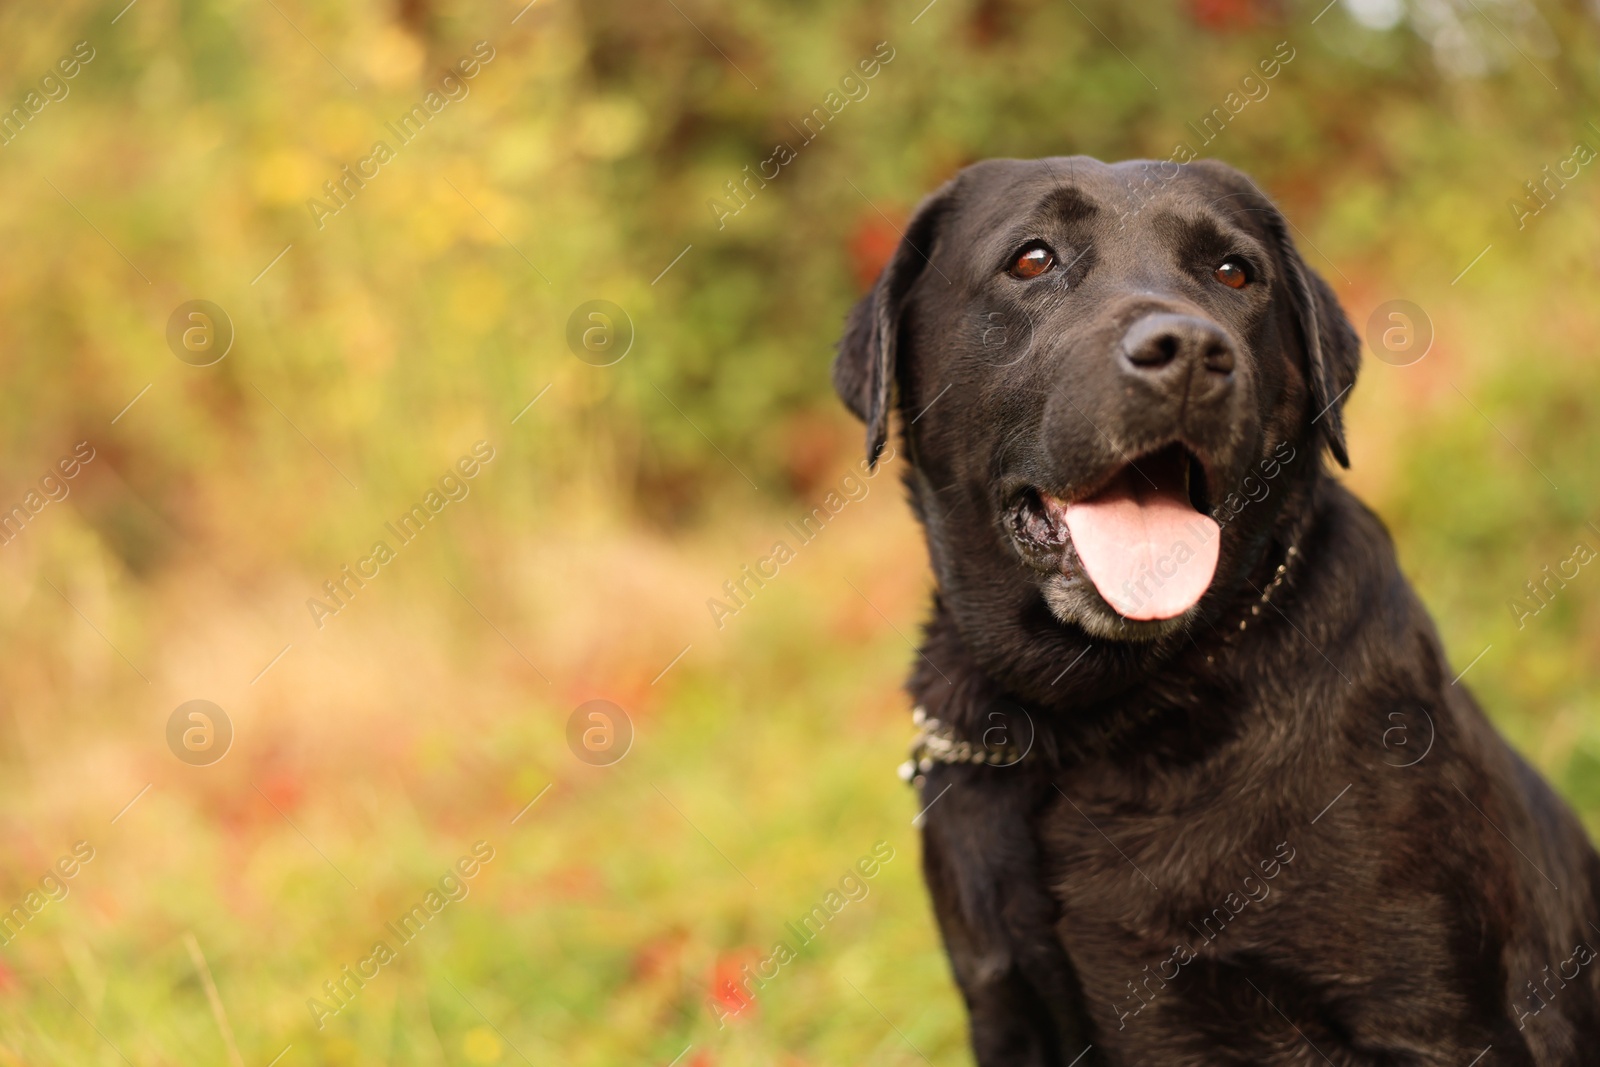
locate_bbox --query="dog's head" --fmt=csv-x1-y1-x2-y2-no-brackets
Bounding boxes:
835,157,1359,665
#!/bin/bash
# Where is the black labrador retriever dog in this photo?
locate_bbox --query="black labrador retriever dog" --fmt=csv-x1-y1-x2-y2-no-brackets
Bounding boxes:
833,156,1600,1065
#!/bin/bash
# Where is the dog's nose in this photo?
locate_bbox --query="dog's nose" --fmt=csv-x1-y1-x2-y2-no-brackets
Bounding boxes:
1119,314,1236,396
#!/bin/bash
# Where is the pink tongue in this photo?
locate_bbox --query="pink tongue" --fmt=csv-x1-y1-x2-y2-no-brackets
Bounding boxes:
1062,475,1220,621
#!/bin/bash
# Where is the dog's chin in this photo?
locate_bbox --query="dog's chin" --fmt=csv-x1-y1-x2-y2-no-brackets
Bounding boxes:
1039,571,1194,642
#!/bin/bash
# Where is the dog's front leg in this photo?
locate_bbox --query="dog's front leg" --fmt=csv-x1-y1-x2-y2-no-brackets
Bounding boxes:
919,763,1099,1067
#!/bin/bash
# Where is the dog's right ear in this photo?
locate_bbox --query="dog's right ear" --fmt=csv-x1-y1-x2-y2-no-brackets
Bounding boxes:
832,184,953,468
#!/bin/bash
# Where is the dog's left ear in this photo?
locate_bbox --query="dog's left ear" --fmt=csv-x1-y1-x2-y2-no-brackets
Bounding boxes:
833,183,954,468
1262,210,1361,469
1200,160,1361,469
1281,235,1360,468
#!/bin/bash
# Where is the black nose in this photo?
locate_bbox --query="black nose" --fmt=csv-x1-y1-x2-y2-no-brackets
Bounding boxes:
1119,313,1236,399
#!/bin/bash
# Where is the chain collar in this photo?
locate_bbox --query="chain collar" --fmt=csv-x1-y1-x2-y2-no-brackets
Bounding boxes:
898,705,1024,786
1224,507,1311,648
1236,542,1299,632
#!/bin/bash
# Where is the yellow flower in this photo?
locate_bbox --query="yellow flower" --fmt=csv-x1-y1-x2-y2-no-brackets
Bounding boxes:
364,24,424,88
575,96,647,160
462,1025,503,1063
448,266,509,337
252,149,320,205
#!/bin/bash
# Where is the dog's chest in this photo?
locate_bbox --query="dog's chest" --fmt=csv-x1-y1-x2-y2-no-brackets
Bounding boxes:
1031,770,1478,1057
1040,794,1301,1023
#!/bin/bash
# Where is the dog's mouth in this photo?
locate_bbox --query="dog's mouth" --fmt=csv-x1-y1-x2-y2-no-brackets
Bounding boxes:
1010,444,1221,621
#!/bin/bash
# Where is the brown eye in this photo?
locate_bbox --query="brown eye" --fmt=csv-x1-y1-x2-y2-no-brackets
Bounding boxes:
1010,243,1055,279
1214,259,1249,289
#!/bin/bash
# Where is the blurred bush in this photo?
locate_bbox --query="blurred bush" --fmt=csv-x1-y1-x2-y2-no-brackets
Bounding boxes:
4,0,1600,1061
3,0,1598,543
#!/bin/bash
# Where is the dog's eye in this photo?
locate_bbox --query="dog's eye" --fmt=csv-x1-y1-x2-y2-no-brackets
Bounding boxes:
1009,243,1055,279
1213,258,1250,289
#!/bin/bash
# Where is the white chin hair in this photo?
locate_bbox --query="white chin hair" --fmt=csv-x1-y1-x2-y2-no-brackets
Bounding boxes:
1041,574,1190,643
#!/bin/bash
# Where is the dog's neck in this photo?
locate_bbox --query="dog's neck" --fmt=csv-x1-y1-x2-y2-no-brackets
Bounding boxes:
904,469,1324,769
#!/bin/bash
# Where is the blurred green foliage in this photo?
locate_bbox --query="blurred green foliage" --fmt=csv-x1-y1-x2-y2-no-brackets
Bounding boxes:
3,0,1600,1063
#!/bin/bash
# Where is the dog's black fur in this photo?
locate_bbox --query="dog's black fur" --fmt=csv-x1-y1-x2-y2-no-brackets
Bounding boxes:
834,157,1600,1064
